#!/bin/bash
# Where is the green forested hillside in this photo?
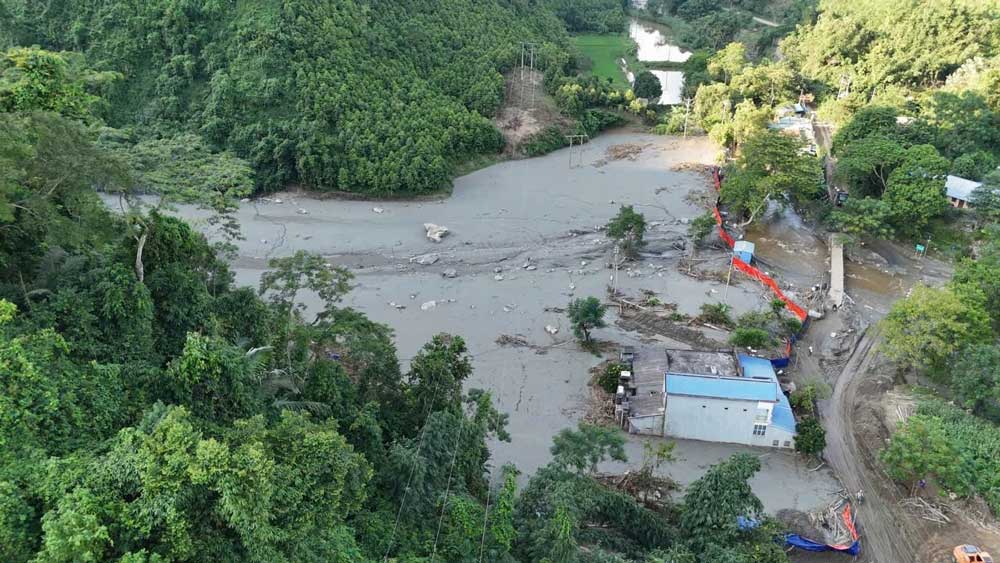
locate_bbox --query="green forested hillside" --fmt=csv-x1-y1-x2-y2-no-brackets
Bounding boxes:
0,30,790,560
0,0,593,195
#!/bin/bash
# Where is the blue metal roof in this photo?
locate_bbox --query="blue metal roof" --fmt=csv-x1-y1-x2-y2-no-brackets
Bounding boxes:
773,392,797,433
665,374,777,402
737,354,777,381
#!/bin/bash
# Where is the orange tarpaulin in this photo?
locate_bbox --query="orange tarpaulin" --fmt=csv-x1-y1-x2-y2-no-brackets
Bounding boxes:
711,166,808,321
733,257,808,321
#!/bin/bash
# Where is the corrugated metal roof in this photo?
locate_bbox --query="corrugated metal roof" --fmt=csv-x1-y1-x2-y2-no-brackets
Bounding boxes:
773,392,797,434
737,354,776,380
946,175,982,202
665,373,776,402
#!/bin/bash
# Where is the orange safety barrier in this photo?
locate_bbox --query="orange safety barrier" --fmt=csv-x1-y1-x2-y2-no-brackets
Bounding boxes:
712,206,735,248
733,257,808,321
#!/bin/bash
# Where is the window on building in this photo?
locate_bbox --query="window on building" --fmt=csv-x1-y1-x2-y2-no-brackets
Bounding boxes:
783,441,791,447
772,440,779,446
753,424,767,436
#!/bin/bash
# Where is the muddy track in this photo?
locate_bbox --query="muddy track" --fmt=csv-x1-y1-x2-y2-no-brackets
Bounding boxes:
822,329,923,562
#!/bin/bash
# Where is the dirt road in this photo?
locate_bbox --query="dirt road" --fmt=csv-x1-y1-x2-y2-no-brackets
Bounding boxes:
821,329,923,562
820,329,1000,563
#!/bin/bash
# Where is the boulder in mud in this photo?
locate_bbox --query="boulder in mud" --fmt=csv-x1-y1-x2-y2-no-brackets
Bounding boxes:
424,223,450,242
410,253,440,265
844,244,890,269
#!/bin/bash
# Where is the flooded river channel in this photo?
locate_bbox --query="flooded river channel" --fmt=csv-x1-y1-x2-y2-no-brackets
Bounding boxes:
165,130,841,512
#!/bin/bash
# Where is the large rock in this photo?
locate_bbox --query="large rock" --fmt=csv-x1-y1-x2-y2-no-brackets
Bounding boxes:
410,253,440,265
844,244,890,269
424,223,450,242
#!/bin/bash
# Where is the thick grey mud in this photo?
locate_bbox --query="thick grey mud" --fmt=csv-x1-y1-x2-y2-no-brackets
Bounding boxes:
169,131,841,512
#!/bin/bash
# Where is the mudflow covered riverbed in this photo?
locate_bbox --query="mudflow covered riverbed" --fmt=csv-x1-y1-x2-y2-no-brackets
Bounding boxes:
166,130,841,512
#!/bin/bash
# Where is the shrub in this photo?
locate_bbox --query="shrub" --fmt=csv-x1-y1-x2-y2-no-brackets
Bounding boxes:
794,416,826,456
729,327,770,348
781,317,803,337
790,385,817,415
735,311,770,330
522,126,568,157
697,302,733,328
597,362,626,394
687,212,716,245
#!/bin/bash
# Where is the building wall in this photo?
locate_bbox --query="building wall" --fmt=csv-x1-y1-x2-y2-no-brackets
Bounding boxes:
664,394,793,448
628,413,664,436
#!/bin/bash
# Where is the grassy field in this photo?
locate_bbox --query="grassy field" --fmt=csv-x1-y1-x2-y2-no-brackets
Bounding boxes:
571,34,633,88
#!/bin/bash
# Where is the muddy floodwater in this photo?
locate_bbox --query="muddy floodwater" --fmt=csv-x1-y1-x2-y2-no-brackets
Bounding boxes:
164,130,840,512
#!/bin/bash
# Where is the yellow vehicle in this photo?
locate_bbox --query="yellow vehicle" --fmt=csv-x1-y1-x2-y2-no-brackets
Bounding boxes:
954,545,993,563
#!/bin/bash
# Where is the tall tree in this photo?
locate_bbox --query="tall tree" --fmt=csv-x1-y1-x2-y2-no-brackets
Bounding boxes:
721,130,822,226
879,284,991,373
679,453,763,551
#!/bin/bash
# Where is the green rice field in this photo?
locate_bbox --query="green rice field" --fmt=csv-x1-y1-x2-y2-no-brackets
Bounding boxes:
571,33,633,88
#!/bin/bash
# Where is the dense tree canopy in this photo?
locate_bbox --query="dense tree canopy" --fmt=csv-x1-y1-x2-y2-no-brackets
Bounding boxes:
1,0,578,195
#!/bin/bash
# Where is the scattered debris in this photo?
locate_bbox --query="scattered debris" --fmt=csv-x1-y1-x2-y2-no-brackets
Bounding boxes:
424,223,449,242
496,334,530,347
410,253,440,265
900,497,951,525
592,143,647,167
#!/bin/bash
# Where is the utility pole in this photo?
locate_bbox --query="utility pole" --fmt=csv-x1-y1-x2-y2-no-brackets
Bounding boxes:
566,134,589,168
529,45,536,110
682,97,692,139
612,245,620,295
519,42,537,109
723,254,734,303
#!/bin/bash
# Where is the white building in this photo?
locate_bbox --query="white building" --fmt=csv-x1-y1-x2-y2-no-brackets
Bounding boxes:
945,174,983,209
626,349,797,449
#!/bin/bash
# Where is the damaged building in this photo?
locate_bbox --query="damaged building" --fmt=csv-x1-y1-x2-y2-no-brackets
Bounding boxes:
617,348,797,449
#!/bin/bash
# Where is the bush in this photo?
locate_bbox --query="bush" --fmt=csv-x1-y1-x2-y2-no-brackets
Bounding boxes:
781,317,803,337
697,302,733,328
735,311,770,330
597,362,626,394
729,327,770,348
794,416,826,456
522,126,569,157
579,109,625,136
687,212,716,244
790,385,817,415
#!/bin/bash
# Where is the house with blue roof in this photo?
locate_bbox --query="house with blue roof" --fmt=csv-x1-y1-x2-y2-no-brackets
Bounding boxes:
626,348,797,449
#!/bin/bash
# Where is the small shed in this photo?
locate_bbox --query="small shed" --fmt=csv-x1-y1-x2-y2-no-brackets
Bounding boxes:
733,240,755,263
945,175,982,208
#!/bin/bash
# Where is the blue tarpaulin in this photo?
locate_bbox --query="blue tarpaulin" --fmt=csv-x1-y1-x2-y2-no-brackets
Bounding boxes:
785,534,861,556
